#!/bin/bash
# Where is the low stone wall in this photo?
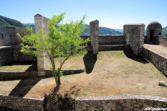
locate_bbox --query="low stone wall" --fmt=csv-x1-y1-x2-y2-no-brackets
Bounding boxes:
13,46,36,63
160,37,167,47
0,46,36,66
0,95,44,111
1,94,167,111
98,35,125,45
0,46,13,65
0,70,84,81
142,47,167,76
75,95,167,111
80,35,125,45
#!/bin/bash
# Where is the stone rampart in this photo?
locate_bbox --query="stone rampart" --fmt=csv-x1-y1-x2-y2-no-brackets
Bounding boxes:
124,24,145,56
0,46,36,66
142,47,167,76
75,95,167,111
0,95,44,111
98,35,125,45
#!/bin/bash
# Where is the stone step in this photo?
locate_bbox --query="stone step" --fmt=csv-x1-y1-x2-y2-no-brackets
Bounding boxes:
99,44,125,51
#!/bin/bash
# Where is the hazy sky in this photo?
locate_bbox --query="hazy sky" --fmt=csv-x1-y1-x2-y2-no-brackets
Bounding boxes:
0,0,166,29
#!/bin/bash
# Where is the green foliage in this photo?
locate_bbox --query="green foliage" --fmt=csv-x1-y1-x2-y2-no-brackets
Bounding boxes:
19,13,89,85
0,15,24,27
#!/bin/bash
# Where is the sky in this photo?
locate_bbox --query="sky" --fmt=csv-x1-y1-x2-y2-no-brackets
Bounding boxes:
0,0,167,29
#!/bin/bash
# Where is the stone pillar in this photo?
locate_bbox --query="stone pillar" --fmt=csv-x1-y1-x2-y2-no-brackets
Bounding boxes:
124,24,145,56
34,14,49,76
90,20,99,54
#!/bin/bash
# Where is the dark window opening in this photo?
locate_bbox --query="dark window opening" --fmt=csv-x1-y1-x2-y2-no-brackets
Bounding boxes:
1,33,4,38
150,30,154,41
159,32,161,35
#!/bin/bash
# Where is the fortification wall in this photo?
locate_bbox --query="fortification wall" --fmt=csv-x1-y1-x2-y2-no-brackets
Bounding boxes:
142,47,167,76
0,46,13,65
1,94,167,110
0,27,17,46
0,46,36,66
0,95,43,111
124,24,145,56
75,95,167,111
159,37,167,47
98,35,125,45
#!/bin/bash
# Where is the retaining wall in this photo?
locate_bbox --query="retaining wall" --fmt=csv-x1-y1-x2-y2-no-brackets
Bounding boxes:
75,95,167,111
142,47,167,76
98,35,125,45
0,95,44,111
0,46,36,66
1,94,167,111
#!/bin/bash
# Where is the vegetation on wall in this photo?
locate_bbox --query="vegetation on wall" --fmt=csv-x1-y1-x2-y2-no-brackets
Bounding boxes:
18,13,89,86
0,15,24,27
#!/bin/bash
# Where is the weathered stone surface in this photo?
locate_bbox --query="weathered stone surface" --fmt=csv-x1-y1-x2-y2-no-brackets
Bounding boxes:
159,81,167,87
34,14,49,75
0,46,36,66
90,20,99,54
0,95,43,111
146,21,162,44
98,35,125,45
44,93,75,111
142,47,167,76
75,95,167,111
1,94,167,111
124,24,145,56
0,27,17,46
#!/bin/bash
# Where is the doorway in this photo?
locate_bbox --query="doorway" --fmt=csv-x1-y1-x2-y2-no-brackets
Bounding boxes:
150,30,154,41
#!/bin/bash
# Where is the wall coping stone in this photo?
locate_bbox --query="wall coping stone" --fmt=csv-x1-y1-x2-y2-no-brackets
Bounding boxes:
76,94,167,102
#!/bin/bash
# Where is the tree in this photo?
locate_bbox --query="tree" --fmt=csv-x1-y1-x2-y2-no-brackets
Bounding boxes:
18,13,89,86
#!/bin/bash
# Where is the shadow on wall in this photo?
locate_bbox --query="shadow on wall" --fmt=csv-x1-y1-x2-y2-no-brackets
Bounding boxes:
83,52,97,74
123,47,148,64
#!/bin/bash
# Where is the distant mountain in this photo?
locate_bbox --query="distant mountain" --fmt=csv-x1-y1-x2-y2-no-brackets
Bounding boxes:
24,23,34,28
162,26,167,37
81,25,122,36
115,29,123,33
0,15,24,27
25,24,122,36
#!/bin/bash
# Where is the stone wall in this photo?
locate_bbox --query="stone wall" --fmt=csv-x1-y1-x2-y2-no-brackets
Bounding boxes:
34,14,49,75
90,20,99,54
13,46,36,63
98,35,125,45
142,47,167,76
0,27,17,46
75,95,167,111
0,46,13,65
124,24,145,56
159,37,167,47
1,94,167,111
0,95,43,111
0,46,36,66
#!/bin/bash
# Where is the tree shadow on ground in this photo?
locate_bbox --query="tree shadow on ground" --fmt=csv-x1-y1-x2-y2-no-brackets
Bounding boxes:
123,49,148,64
83,51,97,74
